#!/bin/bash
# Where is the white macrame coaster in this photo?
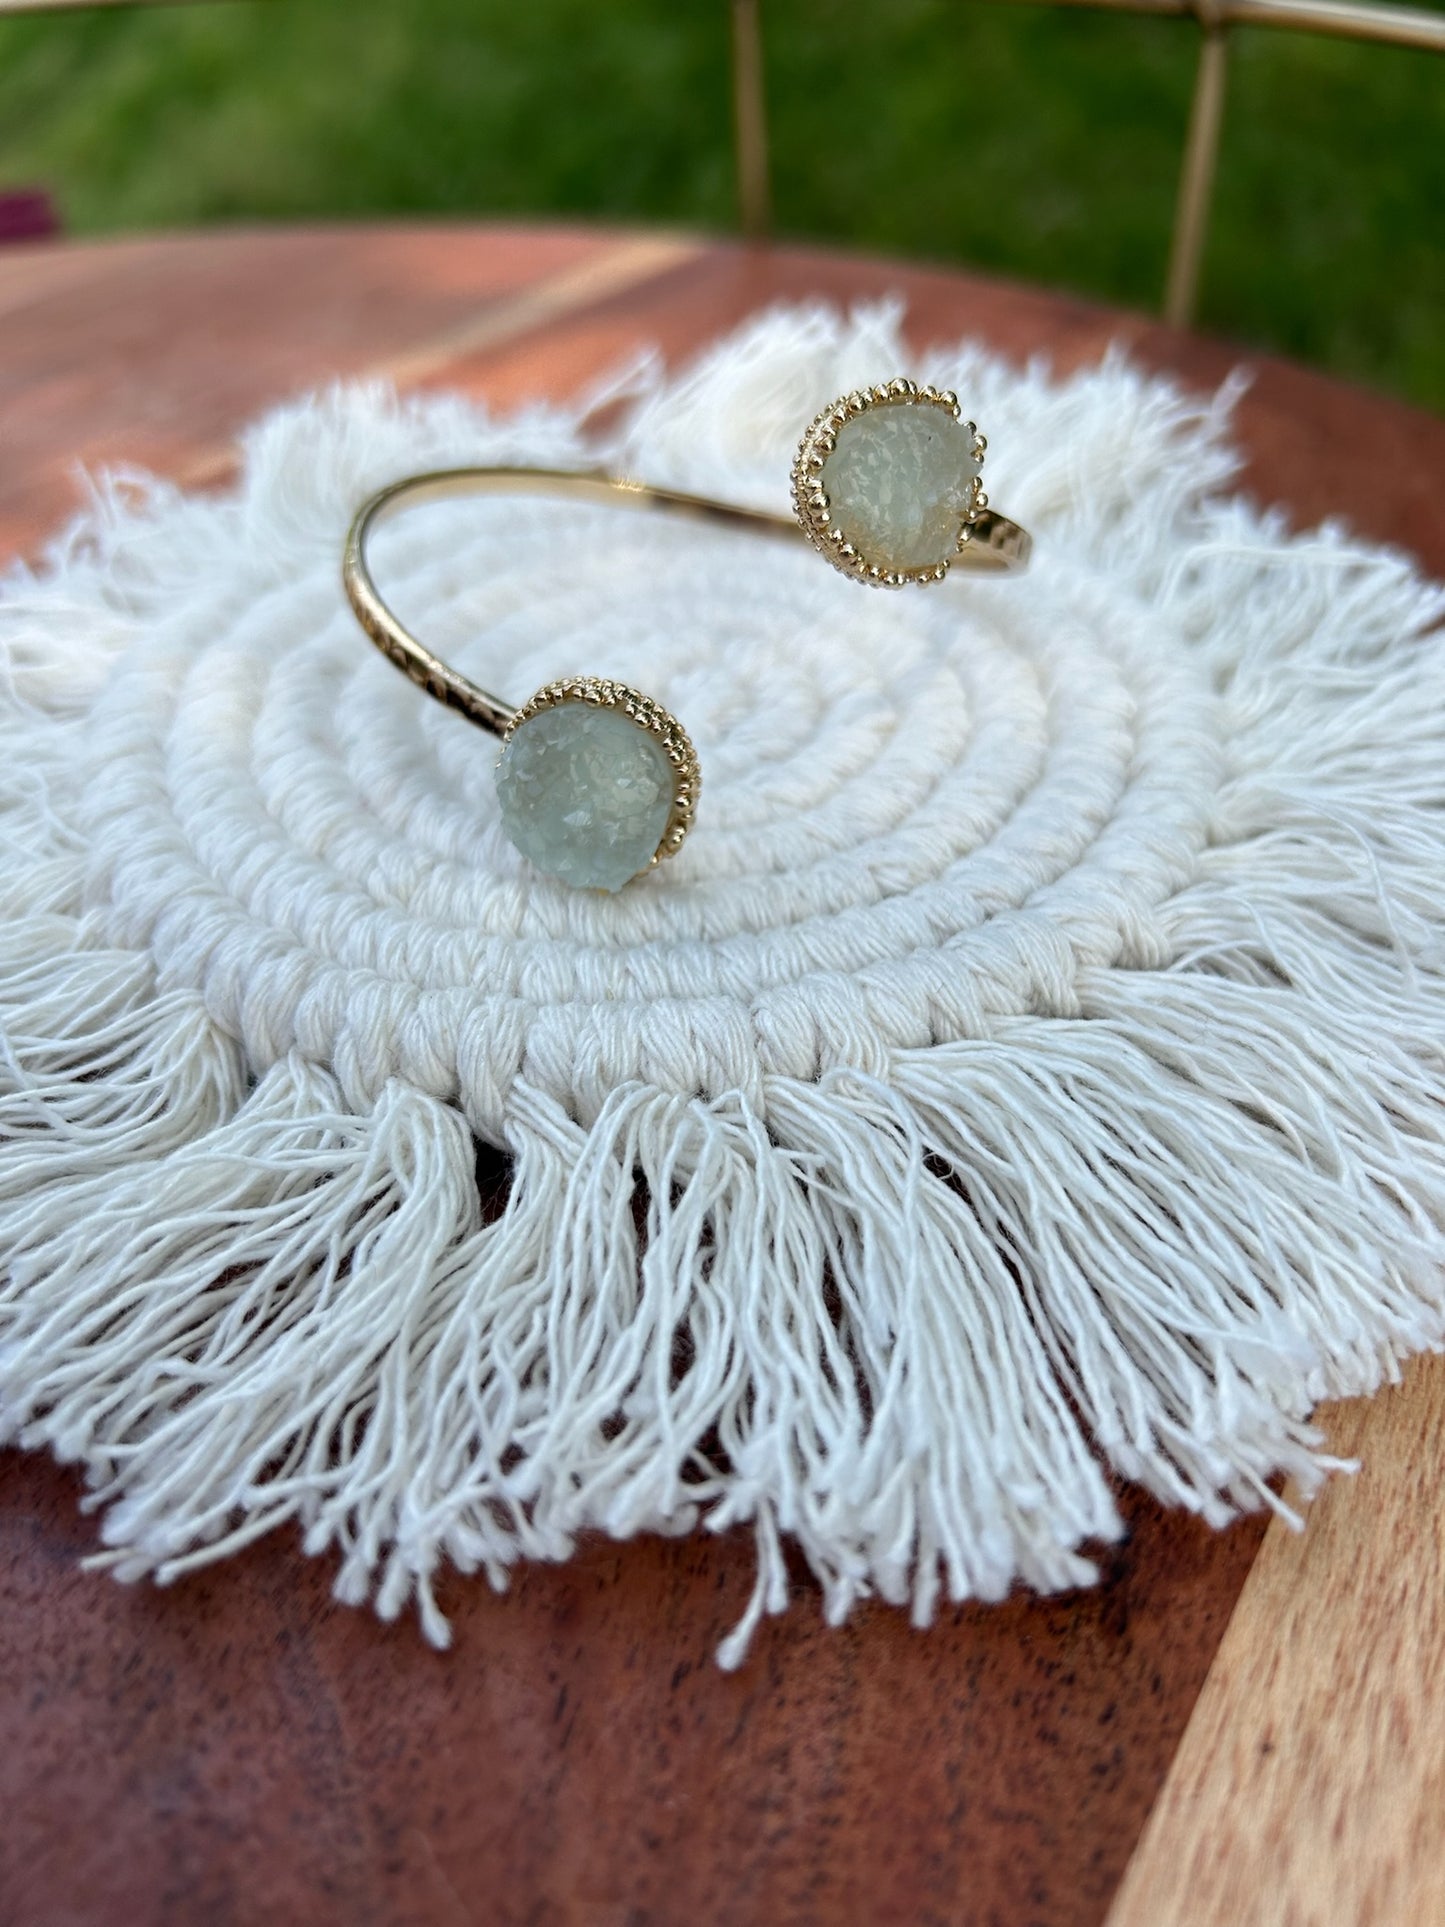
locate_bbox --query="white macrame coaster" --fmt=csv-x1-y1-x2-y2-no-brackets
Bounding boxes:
3,303,1444,1667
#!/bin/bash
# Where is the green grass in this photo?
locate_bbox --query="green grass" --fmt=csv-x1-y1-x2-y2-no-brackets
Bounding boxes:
0,0,1441,408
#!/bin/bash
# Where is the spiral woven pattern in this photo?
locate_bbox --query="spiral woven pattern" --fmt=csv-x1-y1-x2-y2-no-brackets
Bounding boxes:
81,337,1220,1134
4,301,1444,1661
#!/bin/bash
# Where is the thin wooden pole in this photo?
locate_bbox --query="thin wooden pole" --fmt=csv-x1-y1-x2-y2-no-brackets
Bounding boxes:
731,0,772,237
1163,18,1229,325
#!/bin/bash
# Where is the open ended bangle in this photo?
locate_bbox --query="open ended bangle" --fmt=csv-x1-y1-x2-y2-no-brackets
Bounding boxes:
342,378,1032,893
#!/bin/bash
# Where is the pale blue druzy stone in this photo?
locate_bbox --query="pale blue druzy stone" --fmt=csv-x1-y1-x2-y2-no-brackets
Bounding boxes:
495,702,676,892
821,403,981,572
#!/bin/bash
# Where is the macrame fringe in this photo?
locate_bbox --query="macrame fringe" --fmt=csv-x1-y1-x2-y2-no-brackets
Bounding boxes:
1,309,1444,1665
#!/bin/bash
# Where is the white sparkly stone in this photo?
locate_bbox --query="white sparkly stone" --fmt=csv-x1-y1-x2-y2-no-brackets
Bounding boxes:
820,402,981,572
495,701,677,891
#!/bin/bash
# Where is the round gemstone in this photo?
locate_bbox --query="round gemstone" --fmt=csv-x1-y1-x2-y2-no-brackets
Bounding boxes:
495,700,677,892
820,401,981,573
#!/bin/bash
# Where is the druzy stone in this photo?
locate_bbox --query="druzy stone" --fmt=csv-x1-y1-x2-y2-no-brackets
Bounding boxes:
820,402,982,573
495,701,676,892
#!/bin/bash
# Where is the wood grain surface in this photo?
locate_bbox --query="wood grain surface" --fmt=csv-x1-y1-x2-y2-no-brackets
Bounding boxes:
0,223,1441,1927
1109,1354,1445,1927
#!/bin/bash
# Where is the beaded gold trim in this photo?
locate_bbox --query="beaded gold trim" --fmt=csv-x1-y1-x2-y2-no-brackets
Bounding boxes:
790,378,989,588
502,676,701,870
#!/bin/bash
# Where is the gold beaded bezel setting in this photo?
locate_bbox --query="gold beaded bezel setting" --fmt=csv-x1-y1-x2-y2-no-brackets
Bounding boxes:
790,379,989,588
500,676,700,875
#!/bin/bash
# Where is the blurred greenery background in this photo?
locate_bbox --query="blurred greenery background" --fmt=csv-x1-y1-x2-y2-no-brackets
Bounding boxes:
0,0,1441,408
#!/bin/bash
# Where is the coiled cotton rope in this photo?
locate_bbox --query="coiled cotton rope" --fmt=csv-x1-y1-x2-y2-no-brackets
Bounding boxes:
2,302,1444,1666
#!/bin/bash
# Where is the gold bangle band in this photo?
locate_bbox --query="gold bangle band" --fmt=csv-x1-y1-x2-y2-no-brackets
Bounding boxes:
343,468,807,740
342,465,1031,742
340,381,1033,892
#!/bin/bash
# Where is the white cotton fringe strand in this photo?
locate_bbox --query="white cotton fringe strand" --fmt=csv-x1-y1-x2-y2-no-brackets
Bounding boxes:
1,307,1444,1669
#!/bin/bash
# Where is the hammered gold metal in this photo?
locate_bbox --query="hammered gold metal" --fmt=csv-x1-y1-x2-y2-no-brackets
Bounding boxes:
343,467,799,747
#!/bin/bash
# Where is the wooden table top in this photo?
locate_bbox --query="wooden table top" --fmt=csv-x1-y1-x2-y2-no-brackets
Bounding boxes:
1,221,1442,1927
